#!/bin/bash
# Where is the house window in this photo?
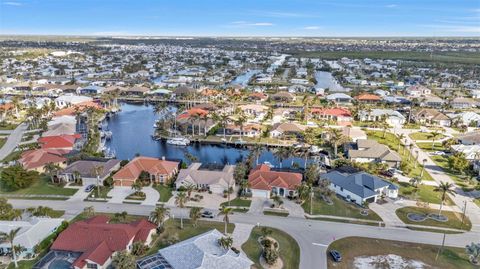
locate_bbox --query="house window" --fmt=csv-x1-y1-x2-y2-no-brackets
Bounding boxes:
340,187,343,191
87,264,98,269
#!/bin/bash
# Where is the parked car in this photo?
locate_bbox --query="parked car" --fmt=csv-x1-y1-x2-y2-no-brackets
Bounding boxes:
330,250,342,262
84,184,95,192
429,151,446,156
201,211,214,218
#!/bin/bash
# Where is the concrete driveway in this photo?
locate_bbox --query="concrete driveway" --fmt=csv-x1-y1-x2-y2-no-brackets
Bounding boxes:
248,197,269,214
141,187,160,206
107,187,135,204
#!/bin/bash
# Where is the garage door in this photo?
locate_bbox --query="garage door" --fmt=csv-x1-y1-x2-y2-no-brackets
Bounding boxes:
251,189,269,198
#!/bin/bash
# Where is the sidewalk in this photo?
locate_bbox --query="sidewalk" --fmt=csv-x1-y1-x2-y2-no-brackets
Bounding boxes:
231,223,254,248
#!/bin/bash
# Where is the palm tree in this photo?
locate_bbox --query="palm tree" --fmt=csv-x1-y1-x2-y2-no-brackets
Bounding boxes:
83,206,95,217
150,205,170,228
250,144,264,166
397,133,405,152
91,165,104,199
240,179,249,199
218,206,233,235
430,131,441,150
0,227,21,268
328,128,348,158
218,236,233,250
234,112,247,139
296,182,312,203
131,181,143,195
273,147,290,169
44,162,61,183
420,158,427,177
189,207,202,227
73,170,82,185
466,242,480,265
185,183,196,198
409,176,422,188
434,181,456,217
175,191,188,229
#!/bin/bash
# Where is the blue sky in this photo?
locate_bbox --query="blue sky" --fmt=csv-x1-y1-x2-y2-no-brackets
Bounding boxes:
0,0,479,36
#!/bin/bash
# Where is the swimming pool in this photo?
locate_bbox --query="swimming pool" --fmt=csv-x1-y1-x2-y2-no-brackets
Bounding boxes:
48,259,72,269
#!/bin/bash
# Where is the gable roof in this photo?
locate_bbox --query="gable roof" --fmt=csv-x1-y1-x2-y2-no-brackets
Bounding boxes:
112,156,179,181
38,134,81,149
348,139,402,162
176,163,235,187
248,164,302,191
0,217,64,250
51,216,155,268
19,149,68,170
61,159,121,178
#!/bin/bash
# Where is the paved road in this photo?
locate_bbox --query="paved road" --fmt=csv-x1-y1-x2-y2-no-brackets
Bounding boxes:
0,123,27,160
8,199,479,269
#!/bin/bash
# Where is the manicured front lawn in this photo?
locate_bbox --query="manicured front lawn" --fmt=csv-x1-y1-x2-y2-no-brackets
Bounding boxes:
0,138,6,149
263,210,289,217
396,206,471,231
87,186,112,199
327,237,475,269
220,197,252,207
430,155,477,191
398,182,453,205
242,226,300,269
0,176,78,196
153,184,173,203
416,142,446,152
1,150,23,163
146,219,235,256
7,259,36,269
366,130,434,181
409,132,445,141
302,194,382,221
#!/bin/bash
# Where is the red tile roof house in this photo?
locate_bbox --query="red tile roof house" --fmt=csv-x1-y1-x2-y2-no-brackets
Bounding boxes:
354,93,382,103
248,164,302,198
310,107,353,123
112,156,179,187
38,134,82,151
18,149,68,173
47,215,156,269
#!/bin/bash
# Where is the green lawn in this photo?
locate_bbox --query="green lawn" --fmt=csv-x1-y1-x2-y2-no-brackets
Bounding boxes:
263,210,289,217
409,132,445,141
7,260,36,269
0,122,18,130
126,191,146,201
396,206,471,231
327,237,475,269
146,219,235,256
416,142,446,152
71,212,144,223
87,186,112,200
367,130,434,181
0,176,78,196
154,184,173,203
398,182,453,205
474,199,480,208
242,226,300,269
430,155,477,191
1,150,23,163
302,194,382,221
0,138,6,149
220,197,252,207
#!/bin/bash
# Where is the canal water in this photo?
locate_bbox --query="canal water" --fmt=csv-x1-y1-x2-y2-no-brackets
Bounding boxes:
105,103,307,167
229,69,261,87
315,71,346,92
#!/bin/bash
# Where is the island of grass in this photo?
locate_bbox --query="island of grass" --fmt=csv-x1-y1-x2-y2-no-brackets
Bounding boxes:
409,132,445,141
86,186,112,200
242,226,300,269
396,206,471,231
153,183,173,203
126,191,146,201
220,197,252,208
327,236,475,269
302,193,383,221
416,142,446,152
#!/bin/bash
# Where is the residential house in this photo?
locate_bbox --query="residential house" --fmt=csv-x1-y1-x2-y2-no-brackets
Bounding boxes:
224,123,262,137
270,122,306,139
123,86,150,96
451,144,480,161
238,104,269,121
78,85,104,95
346,139,402,167
310,107,352,124
54,95,93,108
457,131,480,145
19,149,68,172
38,134,82,151
422,95,446,108
137,229,253,269
0,217,64,259
270,92,295,102
248,164,302,198
326,93,353,105
58,159,121,186
342,127,367,142
248,92,268,102
41,215,156,269
321,171,398,205
413,108,451,127
175,163,235,194
354,93,381,103
406,85,431,97
451,97,478,109
359,109,406,127
451,111,480,127
112,156,179,186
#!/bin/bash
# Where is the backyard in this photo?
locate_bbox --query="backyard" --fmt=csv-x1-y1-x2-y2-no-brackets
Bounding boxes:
327,237,475,269
242,226,300,269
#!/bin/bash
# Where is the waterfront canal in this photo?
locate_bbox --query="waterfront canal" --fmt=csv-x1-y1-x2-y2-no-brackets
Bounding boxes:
105,103,308,167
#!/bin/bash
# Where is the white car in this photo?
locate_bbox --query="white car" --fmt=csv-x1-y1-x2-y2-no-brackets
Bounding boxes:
429,151,446,156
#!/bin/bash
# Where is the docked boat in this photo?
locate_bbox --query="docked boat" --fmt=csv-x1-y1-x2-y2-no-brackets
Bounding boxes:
166,137,190,146
104,131,113,140
263,161,275,168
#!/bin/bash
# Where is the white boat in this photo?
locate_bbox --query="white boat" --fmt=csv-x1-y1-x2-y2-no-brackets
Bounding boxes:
104,131,113,140
263,161,275,168
166,137,190,146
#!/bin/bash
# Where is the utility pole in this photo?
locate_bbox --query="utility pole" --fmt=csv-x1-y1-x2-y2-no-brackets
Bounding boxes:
435,233,446,261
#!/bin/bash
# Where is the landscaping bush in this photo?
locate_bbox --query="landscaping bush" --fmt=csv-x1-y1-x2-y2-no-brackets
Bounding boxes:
263,245,279,265
0,165,40,191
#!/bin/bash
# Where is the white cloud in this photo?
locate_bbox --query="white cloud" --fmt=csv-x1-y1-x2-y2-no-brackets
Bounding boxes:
421,24,480,33
304,26,321,30
3,1,22,6
250,22,274,26
250,10,320,18
227,21,274,27
385,4,398,8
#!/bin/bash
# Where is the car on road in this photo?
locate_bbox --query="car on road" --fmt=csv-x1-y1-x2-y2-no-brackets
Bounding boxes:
329,250,342,262
429,151,446,156
84,184,95,192
201,211,215,218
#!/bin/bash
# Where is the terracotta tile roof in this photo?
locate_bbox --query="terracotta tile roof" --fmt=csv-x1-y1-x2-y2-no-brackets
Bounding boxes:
248,164,302,191
311,107,352,117
112,156,179,181
19,149,68,170
38,134,81,149
176,108,209,120
355,93,381,101
51,216,155,268
0,103,14,111
54,101,102,116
